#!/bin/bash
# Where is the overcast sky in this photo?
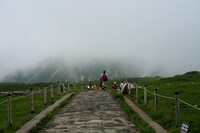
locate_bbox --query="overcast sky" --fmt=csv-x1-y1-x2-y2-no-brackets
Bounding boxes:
0,0,200,80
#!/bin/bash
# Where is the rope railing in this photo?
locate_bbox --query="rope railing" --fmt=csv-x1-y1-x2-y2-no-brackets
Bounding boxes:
179,99,200,111
140,86,200,111
11,88,45,101
0,86,52,105
144,88,175,100
0,100,7,105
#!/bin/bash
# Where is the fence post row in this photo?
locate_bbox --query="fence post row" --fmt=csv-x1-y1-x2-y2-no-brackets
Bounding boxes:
44,85,47,106
154,88,158,112
57,81,60,96
7,93,12,127
144,85,147,105
135,82,138,102
175,91,180,127
30,88,34,114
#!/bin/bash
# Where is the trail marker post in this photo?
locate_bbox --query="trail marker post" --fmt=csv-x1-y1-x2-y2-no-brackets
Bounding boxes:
180,122,190,133
7,93,12,127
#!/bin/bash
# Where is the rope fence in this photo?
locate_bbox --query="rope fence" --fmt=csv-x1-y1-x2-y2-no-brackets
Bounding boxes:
124,82,200,132
141,86,200,111
0,82,73,129
0,86,50,105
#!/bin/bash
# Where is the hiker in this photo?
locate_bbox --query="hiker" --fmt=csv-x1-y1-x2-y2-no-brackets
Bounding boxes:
112,82,118,90
100,70,109,90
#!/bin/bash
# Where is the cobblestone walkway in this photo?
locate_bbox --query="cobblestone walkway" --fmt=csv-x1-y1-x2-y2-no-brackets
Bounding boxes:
39,91,139,133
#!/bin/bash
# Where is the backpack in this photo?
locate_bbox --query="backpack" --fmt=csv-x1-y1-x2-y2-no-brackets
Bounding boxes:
102,74,108,81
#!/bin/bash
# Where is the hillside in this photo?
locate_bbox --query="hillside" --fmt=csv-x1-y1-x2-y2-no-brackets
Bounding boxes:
142,71,200,85
1,58,142,83
136,71,200,133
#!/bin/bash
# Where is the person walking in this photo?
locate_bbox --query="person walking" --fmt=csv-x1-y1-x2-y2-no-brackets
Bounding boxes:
100,70,109,90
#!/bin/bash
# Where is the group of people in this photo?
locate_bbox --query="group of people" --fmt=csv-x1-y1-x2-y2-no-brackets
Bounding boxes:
111,79,136,95
86,82,97,90
87,70,136,93
87,70,109,90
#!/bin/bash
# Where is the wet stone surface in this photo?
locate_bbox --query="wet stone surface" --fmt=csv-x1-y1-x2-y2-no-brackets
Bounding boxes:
39,91,139,133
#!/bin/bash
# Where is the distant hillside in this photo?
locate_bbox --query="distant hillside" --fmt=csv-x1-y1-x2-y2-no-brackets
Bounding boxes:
140,71,200,86
1,58,142,83
158,71,200,83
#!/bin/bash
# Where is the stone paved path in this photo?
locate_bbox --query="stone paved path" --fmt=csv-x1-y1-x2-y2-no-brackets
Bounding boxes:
39,90,139,133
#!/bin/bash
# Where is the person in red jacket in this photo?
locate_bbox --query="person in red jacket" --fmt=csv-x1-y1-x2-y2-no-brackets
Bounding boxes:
100,70,109,90
112,82,118,90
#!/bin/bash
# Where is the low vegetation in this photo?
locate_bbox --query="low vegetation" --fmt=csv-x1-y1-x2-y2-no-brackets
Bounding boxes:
127,71,200,133
1,71,199,133
0,82,84,133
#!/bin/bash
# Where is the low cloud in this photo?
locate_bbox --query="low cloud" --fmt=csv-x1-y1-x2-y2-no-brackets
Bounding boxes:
0,0,200,81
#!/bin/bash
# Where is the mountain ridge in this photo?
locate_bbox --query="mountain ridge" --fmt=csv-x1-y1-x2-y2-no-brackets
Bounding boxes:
1,58,142,83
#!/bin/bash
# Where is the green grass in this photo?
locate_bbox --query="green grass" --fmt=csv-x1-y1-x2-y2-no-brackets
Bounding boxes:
0,82,85,133
128,71,200,133
112,90,155,133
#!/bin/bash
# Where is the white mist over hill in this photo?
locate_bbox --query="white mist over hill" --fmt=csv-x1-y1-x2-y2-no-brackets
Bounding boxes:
1,57,144,83
0,0,200,81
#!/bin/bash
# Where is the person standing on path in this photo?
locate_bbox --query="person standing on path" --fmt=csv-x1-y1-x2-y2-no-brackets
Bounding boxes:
100,70,109,90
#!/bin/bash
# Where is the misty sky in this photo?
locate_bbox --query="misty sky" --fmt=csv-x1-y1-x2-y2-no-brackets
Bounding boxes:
0,0,200,80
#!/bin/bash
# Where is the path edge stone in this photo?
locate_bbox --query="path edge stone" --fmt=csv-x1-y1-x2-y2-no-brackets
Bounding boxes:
124,96,168,133
16,92,75,133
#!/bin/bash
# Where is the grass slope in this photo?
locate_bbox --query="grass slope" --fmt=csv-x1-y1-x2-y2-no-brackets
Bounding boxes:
0,83,85,133
128,71,200,133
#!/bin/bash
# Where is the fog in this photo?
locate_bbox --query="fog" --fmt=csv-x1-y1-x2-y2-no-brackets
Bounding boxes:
0,0,200,81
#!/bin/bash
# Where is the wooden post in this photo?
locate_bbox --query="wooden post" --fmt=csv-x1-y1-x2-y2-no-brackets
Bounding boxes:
44,85,47,107
62,82,66,93
7,93,12,127
57,81,60,96
175,91,180,127
67,81,70,90
50,82,54,102
74,82,76,89
135,82,138,102
128,83,130,95
144,85,147,105
154,88,158,112
30,88,34,113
